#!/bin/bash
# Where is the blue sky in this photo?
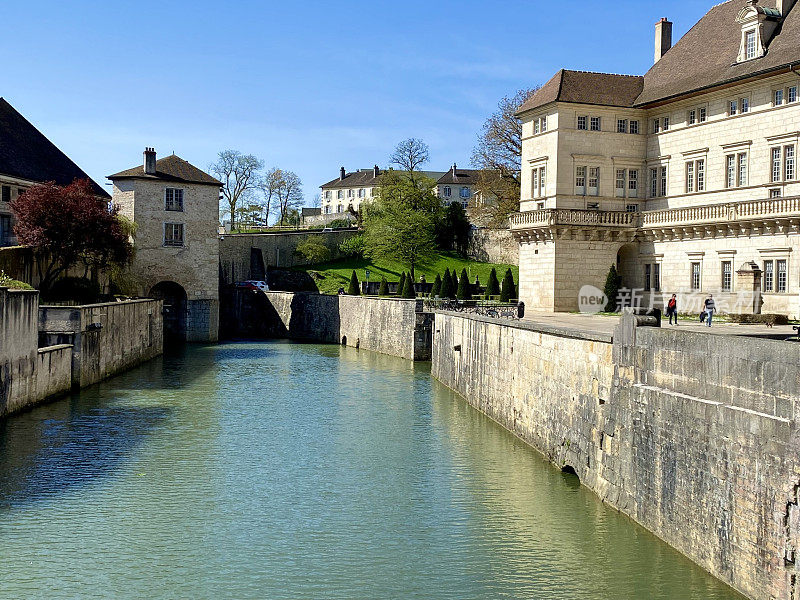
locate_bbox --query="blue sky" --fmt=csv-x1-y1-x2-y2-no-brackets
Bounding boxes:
1,1,714,205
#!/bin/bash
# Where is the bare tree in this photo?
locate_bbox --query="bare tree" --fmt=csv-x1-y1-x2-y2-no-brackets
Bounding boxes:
310,194,321,208
209,150,264,231
262,167,284,227
470,88,538,226
269,169,303,225
390,138,429,184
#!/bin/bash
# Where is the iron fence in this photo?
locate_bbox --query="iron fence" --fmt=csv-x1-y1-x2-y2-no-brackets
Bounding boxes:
424,299,522,319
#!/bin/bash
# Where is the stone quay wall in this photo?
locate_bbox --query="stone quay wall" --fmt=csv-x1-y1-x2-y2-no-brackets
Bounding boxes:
0,287,72,416
223,290,432,361
219,230,358,285
431,310,800,600
39,299,163,389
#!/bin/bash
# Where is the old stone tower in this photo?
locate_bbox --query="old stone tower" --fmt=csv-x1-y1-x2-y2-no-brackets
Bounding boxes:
109,148,221,342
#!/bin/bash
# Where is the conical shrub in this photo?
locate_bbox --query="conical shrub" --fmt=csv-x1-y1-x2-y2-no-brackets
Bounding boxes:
347,270,360,295
397,272,406,296
401,273,416,298
456,269,471,300
378,276,389,296
485,268,500,299
451,269,459,292
500,268,516,303
440,268,454,299
430,274,442,298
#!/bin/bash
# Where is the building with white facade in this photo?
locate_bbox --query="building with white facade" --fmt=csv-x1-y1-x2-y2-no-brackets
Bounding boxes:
434,164,481,209
514,0,800,318
319,166,446,215
0,98,109,247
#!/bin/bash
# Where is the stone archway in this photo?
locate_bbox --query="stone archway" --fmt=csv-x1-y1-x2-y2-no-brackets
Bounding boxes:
617,243,640,291
149,281,187,342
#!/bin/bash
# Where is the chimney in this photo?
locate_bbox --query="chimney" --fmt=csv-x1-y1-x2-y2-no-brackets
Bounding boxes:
340,166,346,181
373,165,380,178
143,147,157,175
777,0,797,15
654,18,673,63
452,163,457,177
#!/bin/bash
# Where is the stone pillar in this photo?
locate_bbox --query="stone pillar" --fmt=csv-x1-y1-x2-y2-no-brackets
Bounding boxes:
736,261,763,315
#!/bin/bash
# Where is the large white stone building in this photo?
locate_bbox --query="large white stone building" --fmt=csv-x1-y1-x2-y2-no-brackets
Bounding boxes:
110,149,222,342
0,98,109,247
514,0,800,318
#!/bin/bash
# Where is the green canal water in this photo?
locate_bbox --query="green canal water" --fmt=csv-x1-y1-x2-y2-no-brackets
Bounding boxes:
0,342,745,600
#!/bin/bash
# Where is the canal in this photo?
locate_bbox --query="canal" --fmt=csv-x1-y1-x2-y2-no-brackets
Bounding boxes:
0,342,744,599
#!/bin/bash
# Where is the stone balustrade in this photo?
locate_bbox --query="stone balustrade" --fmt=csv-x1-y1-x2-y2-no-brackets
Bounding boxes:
510,208,639,229
510,196,800,233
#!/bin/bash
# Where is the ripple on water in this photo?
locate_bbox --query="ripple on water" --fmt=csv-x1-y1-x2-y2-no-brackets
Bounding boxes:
0,342,745,600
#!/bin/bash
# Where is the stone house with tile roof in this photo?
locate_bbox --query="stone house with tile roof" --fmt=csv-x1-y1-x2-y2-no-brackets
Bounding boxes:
514,0,800,320
0,98,109,247
109,148,221,342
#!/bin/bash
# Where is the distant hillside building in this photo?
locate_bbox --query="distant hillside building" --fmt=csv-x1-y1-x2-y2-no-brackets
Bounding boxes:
434,164,481,209
0,98,109,247
320,166,446,215
109,149,222,342
514,0,800,318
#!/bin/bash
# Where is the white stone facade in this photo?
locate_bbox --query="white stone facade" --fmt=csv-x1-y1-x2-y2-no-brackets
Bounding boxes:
515,5,800,319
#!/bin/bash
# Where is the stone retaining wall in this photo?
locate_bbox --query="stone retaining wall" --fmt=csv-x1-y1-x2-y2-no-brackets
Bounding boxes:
223,290,432,360
467,227,519,265
39,299,163,389
219,230,358,285
432,311,800,600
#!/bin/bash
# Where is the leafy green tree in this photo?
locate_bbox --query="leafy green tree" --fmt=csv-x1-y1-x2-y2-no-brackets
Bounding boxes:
437,202,472,255
378,276,389,296
338,234,365,257
401,273,416,298
440,268,454,299
456,269,471,300
347,270,360,295
362,170,439,278
397,272,406,295
603,265,622,312
500,269,516,302
430,274,442,298
294,237,331,264
485,268,500,299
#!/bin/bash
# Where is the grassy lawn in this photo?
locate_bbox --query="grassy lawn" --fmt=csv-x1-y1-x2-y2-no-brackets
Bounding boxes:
294,251,519,296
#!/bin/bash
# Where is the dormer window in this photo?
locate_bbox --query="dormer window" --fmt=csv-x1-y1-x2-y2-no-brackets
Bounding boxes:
736,1,780,63
745,30,757,59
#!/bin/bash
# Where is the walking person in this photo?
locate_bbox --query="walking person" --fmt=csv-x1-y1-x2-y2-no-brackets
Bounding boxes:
666,294,678,326
703,294,716,328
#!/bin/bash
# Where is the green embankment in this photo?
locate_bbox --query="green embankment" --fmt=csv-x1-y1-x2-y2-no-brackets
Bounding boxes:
295,251,518,296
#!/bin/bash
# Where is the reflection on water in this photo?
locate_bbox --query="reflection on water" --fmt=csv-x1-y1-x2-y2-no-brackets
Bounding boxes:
0,342,744,600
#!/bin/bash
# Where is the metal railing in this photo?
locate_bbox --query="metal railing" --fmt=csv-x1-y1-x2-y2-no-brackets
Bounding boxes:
424,299,522,319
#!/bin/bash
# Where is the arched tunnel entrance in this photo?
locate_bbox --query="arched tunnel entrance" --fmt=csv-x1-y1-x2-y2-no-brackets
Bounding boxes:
149,281,188,343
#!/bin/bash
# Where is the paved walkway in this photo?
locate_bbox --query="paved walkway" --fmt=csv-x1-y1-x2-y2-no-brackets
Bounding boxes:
521,311,799,340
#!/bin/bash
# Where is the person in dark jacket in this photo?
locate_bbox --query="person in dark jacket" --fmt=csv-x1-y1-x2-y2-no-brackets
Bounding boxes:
703,294,716,327
666,294,678,325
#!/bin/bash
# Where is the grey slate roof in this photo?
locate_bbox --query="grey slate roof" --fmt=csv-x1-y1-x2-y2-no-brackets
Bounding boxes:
320,168,446,189
436,168,482,185
519,1,800,111
0,98,110,198
636,0,800,106
109,154,222,186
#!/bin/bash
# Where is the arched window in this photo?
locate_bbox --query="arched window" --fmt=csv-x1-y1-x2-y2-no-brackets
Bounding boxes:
460,186,470,199
443,186,452,197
